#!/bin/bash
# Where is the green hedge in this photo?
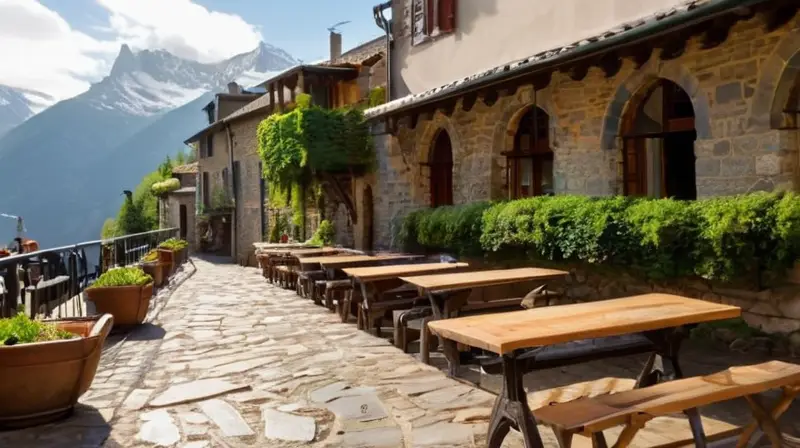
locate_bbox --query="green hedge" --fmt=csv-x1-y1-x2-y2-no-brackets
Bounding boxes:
397,192,800,282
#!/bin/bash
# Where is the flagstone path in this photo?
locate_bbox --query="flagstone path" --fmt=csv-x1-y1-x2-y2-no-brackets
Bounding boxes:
1,257,798,447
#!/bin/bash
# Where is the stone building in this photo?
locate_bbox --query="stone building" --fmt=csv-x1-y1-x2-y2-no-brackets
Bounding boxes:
185,34,387,265
185,85,262,257
158,162,197,250
364,0,800,247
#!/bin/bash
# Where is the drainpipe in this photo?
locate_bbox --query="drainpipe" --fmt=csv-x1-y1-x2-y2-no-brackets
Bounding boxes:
226,124,237,261
373,1,392,103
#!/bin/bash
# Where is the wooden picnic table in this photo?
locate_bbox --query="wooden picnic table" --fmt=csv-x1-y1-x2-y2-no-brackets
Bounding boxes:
342,262,470,332
427,294,741,448
300,254,422,271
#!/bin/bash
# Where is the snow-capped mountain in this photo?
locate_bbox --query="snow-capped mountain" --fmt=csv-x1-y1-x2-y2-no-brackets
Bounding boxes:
0,85,54,136
86,42,296,116
0,42,297,248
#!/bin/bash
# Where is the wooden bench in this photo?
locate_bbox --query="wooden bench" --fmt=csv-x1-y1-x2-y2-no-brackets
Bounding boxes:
297,269,326,298
274,265,297,289
534,360,800,448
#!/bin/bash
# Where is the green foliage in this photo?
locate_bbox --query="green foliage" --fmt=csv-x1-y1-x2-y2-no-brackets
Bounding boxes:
210,187,234,210
101,218,120,239
268,213,288,243
399,193,800,282
401,202,491,256
151,178,181,195
0,313,76,346
307,220,335,246
117,194,150,235
291,183,305,230
90,267,152,288
368,87,386,107
257,94,374,193
158,238,188,251
141,249,160,263
158,156,173,178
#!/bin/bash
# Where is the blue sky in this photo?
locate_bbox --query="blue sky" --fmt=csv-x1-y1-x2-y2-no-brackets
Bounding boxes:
0,0,387,100
40,0,384,63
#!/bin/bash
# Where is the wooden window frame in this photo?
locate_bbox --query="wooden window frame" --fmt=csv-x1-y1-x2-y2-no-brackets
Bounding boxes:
505,106,553,199
412,0,457,46
206,134,214,158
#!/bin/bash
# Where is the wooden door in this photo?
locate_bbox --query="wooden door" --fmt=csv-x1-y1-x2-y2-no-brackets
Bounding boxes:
179,205,188,240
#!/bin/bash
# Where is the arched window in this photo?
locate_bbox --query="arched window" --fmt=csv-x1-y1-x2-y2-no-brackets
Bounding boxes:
505,106,554,198
622,79,697,200
429,130,453,207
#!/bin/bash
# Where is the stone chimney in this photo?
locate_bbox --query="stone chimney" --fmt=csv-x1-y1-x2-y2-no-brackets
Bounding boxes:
227,82,241,94
330,31,342,62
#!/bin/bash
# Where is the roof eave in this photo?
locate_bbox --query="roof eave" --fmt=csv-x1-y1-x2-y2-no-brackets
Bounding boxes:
365,0,770,120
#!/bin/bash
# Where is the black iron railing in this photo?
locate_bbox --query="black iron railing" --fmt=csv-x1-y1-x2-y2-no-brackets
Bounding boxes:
0,228,178,319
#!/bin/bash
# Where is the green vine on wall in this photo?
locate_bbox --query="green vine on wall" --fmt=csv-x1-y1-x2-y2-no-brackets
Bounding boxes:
257,93,374,239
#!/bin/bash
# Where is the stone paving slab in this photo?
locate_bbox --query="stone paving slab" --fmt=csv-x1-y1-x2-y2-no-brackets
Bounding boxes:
1,257,798,448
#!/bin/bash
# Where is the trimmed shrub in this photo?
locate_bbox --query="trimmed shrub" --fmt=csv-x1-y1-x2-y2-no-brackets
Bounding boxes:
90,267,152,288
401,192,800,282
150,178,181,195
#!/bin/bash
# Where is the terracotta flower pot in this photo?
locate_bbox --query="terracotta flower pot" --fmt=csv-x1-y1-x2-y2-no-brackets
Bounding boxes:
0,314,114,429
85,283,153,326
158,249,177,275
141,261,165,288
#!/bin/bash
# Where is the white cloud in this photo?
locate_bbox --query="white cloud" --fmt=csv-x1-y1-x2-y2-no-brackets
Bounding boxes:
97,0,262,63
0,0,264,102
0,0,115,101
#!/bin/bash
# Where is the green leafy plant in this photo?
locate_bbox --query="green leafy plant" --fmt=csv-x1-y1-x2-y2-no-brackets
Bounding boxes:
306,220,335,246
210,187,234,210
141,250,160,263
400,192,800,282
151,178,181,195
90,267,152,288
158,238,189,251
268,213,288,243
0,314,76,346
368,86,386,107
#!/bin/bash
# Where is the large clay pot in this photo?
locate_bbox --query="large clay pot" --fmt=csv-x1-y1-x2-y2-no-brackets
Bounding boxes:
0,314,114,429
176,247,188,265
85,283,153,326
158,249,176,275
141,262,165,288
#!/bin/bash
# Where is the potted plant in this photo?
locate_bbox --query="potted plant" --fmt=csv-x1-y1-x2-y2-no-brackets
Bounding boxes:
158,238,189,273
0,313,114,429
85,267,153,326
140,250,165,288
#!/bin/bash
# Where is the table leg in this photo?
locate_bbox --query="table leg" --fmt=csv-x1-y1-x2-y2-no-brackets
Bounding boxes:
359,281,371,331
636,328,687,388
487,353,545,448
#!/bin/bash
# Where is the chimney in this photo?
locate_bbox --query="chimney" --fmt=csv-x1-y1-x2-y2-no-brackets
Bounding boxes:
329,31,342,62
227,82,241,94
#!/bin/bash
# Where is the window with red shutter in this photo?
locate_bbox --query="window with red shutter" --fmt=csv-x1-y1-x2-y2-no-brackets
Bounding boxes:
411,0,457,46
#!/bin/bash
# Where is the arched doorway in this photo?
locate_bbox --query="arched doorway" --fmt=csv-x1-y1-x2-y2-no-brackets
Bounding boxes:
506,106,554,198
363,186,374,250
429,130,453,207
622,79,697,200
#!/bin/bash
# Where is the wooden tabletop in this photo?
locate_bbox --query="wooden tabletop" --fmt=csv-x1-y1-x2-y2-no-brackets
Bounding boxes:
343,262,470,282
301,254,421,268
287,247,341,257
427,294,741,355
400,267,568,293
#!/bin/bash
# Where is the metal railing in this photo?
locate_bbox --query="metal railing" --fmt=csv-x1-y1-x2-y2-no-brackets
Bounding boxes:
0,228,178,319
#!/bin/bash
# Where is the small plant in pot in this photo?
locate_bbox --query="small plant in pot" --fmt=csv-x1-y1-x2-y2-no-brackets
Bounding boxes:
140,250,166,288
0,313,114,428
85,267,153,326
158,238,189,273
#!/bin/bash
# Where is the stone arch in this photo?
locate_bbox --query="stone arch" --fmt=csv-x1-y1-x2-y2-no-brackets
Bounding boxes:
600,59,712,150
416,112,461,164
489,86,556,198
746,27,800,131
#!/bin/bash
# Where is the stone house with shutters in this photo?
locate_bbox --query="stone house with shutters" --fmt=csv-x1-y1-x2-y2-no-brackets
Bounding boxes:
185,34,387,265
364,0,800,250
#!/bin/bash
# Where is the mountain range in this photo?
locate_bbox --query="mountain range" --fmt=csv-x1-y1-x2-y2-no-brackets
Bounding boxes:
0,42,297,248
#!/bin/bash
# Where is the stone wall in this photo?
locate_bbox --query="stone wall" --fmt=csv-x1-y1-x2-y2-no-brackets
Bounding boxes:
231,115,266,266
370,14,800,248
196,128,233,256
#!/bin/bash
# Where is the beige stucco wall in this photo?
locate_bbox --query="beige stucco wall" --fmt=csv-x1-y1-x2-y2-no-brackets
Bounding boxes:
391,0,693,97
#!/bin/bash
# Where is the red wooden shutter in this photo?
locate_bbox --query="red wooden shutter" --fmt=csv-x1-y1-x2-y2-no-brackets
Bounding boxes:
438,0,457,33
425,0,435,35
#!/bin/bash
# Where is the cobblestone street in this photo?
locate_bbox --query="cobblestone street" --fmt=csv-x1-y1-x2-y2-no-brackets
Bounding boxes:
1,257,798,448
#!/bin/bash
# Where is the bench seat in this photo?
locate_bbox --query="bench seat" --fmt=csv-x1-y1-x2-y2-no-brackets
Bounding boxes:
534,360,800,447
